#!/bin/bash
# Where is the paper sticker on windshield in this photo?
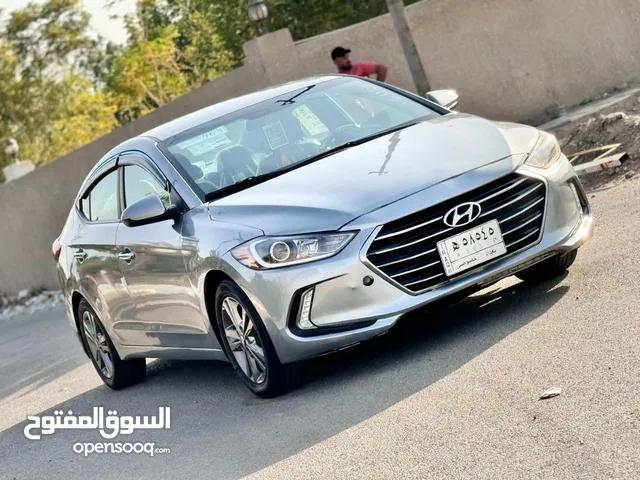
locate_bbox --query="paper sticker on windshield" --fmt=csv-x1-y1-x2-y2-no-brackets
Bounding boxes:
292,105,329,136
262,121,289,149
177,127,230,150
184,134,231,156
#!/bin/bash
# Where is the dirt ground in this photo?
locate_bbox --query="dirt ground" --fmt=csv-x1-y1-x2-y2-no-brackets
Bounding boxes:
550,91,640,192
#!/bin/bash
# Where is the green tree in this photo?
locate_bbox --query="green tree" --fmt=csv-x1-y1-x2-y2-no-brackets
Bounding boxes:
123,0,240,78
113,0,422,81
158,0,423,67
0,0,426,178
106,26,192,121
0,1,118,176
103,0,236,122
0,41,65,167
3,0,95,78
170,7,238,82
47,75,119,163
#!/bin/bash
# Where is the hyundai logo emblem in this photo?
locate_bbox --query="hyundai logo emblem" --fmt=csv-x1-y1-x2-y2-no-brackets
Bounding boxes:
443,202,482,228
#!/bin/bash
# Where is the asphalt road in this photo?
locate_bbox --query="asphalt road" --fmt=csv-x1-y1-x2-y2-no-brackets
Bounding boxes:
1,178,639,479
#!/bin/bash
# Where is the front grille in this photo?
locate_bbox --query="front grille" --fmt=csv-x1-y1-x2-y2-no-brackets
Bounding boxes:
366,173,546,293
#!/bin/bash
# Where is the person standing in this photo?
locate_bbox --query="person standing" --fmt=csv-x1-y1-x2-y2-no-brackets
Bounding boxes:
331,47,388,82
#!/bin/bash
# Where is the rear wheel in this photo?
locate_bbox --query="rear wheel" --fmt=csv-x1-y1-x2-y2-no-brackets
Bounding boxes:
77,299,146,390
215,280,301,398
515,249,578,283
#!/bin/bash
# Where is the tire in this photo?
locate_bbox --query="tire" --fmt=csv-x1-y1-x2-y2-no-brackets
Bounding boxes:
77,299,146,390
515,249,578,283
215,280,302,398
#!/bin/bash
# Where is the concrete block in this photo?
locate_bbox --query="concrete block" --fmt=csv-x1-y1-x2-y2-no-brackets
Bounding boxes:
3,161,35,182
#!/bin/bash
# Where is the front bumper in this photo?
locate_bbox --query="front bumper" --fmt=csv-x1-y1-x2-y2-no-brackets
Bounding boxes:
223,155,593,364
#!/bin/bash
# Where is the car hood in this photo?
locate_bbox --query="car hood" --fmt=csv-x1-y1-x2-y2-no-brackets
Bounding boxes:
208,114,540,235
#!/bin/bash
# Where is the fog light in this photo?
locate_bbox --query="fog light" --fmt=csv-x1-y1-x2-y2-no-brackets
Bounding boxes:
297,288,316,329
569,182,582,212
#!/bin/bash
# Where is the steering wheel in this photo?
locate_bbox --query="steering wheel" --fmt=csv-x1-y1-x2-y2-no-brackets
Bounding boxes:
319,124,362,151
274,144,309,164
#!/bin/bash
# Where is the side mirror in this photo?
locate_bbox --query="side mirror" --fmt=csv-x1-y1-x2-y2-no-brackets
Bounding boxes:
122,194,176,227
425,89,459,110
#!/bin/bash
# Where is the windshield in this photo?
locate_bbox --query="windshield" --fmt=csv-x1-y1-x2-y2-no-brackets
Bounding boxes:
158,77,441,198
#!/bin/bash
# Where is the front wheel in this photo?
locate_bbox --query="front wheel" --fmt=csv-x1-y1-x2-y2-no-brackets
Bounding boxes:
215,280,301,398
77,299,146,390
515,249,578,283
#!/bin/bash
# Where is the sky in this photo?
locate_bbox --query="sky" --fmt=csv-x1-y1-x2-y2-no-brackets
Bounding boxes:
0,0,137,44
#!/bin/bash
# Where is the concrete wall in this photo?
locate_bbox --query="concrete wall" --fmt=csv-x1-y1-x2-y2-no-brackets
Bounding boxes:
0,65,266,293
295,0,640,123
243,29,303,86
1,0,640,294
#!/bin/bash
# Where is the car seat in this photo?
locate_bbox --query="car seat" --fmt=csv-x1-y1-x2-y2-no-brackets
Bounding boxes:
217,146,257,185
173,153,219,192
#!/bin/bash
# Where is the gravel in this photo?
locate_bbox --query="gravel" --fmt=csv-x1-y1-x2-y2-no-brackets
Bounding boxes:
551,91,640,190
0,288,64,320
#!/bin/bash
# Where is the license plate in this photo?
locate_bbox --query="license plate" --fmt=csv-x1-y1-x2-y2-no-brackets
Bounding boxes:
437,220,506,277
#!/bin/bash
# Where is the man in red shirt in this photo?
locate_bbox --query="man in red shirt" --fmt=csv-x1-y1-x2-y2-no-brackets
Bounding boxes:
331,47,388,82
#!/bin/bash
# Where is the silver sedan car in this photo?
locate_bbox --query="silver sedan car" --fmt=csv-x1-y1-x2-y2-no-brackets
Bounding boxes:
54,76,593,397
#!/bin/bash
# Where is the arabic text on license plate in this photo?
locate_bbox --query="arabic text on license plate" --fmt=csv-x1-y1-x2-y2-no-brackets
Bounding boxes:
437,220,507,277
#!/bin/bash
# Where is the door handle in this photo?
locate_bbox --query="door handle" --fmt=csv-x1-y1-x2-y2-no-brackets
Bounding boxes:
73,249,87,262
118,249,136,262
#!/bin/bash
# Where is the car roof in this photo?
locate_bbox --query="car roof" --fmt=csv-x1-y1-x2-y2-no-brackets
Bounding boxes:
141,75,342,141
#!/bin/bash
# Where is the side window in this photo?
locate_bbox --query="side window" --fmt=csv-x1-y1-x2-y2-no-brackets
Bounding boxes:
123,165,171,209
84,170,119,222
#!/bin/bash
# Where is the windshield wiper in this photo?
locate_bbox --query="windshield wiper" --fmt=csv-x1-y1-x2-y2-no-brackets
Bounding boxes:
274,85,315,106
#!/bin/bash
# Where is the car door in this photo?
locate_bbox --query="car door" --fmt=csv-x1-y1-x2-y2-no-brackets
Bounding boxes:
71,163,134,334
114,153,211,348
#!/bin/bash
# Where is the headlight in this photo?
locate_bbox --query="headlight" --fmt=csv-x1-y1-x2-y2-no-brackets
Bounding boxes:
525,131,562,169
231,232,356,269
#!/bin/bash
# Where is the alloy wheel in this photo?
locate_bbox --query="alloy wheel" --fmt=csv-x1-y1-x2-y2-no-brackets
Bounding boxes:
221,297,267,385
82,310,114,379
